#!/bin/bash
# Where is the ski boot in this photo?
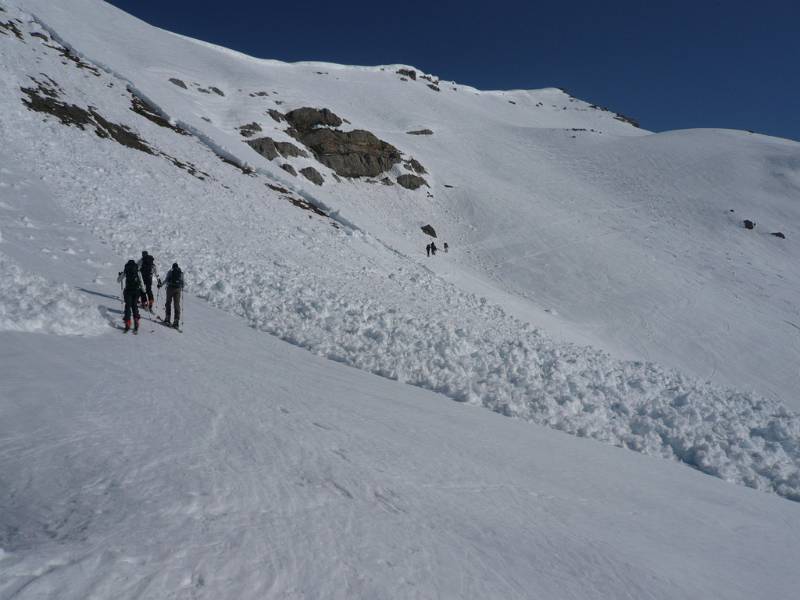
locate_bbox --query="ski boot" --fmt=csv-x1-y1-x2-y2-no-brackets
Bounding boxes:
134,317,140,333
123,319,131,332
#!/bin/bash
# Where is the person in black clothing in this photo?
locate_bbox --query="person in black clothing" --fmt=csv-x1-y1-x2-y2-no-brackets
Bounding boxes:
137,250,159,312
430,241,437,256
426,243,431,257
117,259,143,332
158,262,184,328
443,242,449,253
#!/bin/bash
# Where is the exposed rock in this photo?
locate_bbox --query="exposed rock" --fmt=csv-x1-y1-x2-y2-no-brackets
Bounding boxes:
247,137,279,161
743,219,756,230
275,140,307,158
0,20,24,40
400,77,408,82
443,184,454,188
397,68,416,80
771,232,786,239
300,166,324,186
421,224,437,238
130,95,189,135
397,174,428,190
30,31,49,41
295,128,402,177
403,158,427,174
209,86,224,97
427,84,441,92
267,183,290,194
267,109,285,123
247,137,308,161
250,91,269,97
380,177,394,186
614,112,641,128
285,107,343,130
169,78,187,89
43,42,101,75
239,122,262,138
407,129,433,135
281,163,297,176
198,87,210,94
21,80,208,180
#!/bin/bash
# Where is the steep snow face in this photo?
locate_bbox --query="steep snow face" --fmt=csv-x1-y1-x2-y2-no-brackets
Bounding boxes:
7,0,799,411
1,0,799,502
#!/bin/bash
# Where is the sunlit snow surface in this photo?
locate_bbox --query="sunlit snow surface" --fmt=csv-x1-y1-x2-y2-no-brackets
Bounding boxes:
1,1,800,598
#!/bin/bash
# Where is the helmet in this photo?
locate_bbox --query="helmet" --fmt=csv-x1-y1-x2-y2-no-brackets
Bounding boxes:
172,263,179,270
142,250,148,257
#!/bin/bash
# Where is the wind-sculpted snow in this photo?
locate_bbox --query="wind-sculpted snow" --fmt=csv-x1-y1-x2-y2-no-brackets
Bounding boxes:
191,261,800,501
0,252,106,336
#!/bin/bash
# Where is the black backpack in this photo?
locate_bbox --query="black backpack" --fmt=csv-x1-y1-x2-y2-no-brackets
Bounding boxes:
141,254,155,276
168,267,183,288
124,261,140,290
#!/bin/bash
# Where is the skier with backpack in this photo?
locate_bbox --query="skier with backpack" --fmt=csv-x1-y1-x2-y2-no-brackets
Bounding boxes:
158,262,184,329
137,250,159,312
117,259,144,333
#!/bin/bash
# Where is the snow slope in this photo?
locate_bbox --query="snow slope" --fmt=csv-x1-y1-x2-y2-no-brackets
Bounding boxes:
2,146,800,599
1,1,800,596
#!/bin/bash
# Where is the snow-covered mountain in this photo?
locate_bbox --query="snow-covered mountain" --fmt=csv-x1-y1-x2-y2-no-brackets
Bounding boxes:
1,0,799,597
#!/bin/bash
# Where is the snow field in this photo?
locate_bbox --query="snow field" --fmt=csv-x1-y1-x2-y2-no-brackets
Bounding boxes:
0,251,106,336
2,0,799,502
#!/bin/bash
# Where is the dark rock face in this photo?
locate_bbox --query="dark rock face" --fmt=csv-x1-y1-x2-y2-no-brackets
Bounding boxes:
239,122,262,138
397,174,428,190
209,86,224,97
275,140,307,158
407,129,433,135
169,78,187,89
285,107,343,131
267,109,285,123
298,128,402,177
771,232,786,239
300,166,324,186
247,137,308,161
744,219,756,230
614,112,641,128
421,224,437,238
403,158,427,174
247,137,279,161
130,95,189,135
427,84,440,92
397,68,417,80
281,163,297,176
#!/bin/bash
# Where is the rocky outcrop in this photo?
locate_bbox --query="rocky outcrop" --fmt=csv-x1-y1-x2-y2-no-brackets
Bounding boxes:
285,107,402,178
300,166,324,186
397,174,428,190
281,163,297,176
403,158,426,174
168,78,187,89
247,137,279,160
771,232,786,239
247,137,308,161
397,68,417,80
267,109,285,123
209,86,224,97
239,122,262,138
744,219,756,230
285,107,342,131
421,224,437,238
407,129,433,135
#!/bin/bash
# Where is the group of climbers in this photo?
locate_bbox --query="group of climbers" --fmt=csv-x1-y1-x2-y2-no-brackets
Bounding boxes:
117,250,184,333
425,241,448,257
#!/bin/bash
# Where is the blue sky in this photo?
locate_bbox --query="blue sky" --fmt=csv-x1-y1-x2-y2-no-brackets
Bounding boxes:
107,0,799,141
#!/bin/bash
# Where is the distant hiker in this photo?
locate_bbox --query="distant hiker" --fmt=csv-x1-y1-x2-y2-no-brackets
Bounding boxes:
426,243,431,257
443,242,449,253
137,250,159,312
430,241,437,256
158,262,184,328
117,259,143,333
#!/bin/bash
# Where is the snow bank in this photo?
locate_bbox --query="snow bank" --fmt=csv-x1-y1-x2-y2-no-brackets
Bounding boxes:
0,253,107,336
194,260,800,501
